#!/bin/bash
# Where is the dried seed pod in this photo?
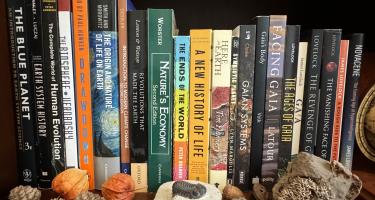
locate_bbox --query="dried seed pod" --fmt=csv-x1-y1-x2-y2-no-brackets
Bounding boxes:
51,168,89,200
222,184,245,200
101,173,135,200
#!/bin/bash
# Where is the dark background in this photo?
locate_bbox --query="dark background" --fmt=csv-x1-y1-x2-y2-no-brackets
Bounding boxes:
134,0,374,51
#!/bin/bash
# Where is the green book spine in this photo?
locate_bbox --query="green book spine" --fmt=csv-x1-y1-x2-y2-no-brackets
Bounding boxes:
147,9,175,192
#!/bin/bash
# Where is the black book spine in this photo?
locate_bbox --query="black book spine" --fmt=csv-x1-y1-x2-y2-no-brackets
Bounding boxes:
227,35,239,184
278,25,300,176
29,0,46,186
261,15,286,191
40,0,65,187
339,33,364,170
7,0,38,186
234,25,256,191
300,29,324,154
315,29,342,160
250,16,269,185
128,10,148,163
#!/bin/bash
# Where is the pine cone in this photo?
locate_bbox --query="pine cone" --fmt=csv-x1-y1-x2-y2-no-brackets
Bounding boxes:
9,185,41,200
75,191,104,200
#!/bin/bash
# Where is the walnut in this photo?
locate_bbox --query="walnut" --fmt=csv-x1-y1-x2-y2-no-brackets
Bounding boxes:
51,168,89,200
101,173,135,200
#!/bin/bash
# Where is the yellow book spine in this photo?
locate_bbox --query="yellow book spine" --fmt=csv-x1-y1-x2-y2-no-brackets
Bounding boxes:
188,29,212,182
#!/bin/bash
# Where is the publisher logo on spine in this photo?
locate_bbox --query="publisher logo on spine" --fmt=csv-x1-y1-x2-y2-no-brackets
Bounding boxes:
23,169,32,181
326,62,337,73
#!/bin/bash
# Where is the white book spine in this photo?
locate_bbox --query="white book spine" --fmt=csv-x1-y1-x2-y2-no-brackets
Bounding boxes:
291,42,308,157
59,10,78,168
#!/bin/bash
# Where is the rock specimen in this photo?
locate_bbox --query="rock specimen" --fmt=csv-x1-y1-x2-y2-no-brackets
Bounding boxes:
154,180,221,200
272,152,362,200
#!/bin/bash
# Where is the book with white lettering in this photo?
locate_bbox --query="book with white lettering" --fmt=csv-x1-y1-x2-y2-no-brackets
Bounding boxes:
261,15,287,191
147,9,176,192
89,0,121,188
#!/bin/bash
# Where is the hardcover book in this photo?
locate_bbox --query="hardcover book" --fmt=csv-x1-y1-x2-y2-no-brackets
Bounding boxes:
72,0,95,189
291,42,308,158
7,0,38,186
331,40,349,161
315,29,342,160
58,0,78,169
261,15,287,191
41,0,66,187
173,36,190,181
128,10,148,192
250,16,270,185
227,31,239,185
147,9,176,192
339,33,364,169
209,30,232,190
278,25,300,176
300,29,324,154
188,29,212,183
89,0,121,188
234,25,256,191
118,0,130,174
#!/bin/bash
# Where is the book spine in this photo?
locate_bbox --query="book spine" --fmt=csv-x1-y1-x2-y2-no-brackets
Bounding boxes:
261,15,287,191
209,30,232,190
339,34,364,170
89,0,120,188
300,29,324,154
173,36,190,181
188,29,212,183
128,10,148,192
147,9,175,192
7,0,38,186
315,29,342,160
118,0,130,174
331,40,349,161
291,42,308,157
234,25,256,191
72,0,95,189
278,25,299,176
41,0,66,187
250,16,269,185
58,0,78,169
227,33,239,185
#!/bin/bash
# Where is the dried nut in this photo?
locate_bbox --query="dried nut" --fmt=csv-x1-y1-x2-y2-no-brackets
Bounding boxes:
102,173,135,200
222,184,245,200
51,168,89,200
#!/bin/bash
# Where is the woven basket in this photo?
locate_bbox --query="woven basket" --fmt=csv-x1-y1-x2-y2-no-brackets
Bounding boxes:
356,84,375,162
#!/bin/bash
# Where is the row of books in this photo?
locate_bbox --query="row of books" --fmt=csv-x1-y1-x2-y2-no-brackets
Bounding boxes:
7,0,364,193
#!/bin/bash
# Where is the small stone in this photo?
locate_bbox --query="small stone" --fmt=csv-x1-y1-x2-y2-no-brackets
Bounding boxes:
154,180,221,200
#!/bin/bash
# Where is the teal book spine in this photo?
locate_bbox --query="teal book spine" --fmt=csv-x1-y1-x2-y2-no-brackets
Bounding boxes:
147,9,176,192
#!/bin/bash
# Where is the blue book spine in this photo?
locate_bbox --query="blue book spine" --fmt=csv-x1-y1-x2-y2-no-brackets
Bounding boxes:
89,0,120,189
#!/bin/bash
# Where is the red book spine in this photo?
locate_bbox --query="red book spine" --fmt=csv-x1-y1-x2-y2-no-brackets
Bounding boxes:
331,40,349,161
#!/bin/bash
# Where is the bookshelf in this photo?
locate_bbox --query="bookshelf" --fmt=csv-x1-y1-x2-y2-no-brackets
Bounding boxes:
0,0,374,199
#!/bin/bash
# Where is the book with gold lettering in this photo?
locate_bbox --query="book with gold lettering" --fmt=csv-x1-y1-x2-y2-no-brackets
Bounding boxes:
173,36,190,181
209,30,232,190
188,29,212,183
147,9,176,192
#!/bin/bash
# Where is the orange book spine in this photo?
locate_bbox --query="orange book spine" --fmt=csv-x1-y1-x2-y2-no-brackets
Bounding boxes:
188,29,212,182
331,40,349,161
118,0,130,174
72,0,95,189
